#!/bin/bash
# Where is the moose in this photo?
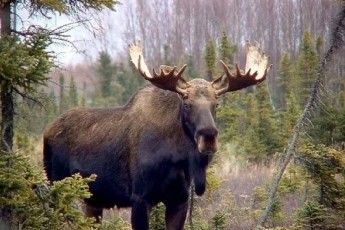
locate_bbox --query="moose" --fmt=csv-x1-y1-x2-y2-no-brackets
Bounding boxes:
43,42,271,230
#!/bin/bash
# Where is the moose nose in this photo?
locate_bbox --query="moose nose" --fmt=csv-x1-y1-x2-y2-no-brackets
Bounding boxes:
195,127,219,154
196,127,218,140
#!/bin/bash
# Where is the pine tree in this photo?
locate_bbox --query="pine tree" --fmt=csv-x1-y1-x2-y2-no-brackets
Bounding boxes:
204,40,216,81
241,93,267,161
277,53,294,109
218,31,236,66
0,0,118,152
69,76,79,108
59,74,68,114
255,83,281,155
281,92,300,143
185,55,199,81
97,51,115,98
295,31,319,106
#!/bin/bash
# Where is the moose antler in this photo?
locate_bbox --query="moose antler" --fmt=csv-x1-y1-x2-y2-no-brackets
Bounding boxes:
129,42,188,95
213,41,272,96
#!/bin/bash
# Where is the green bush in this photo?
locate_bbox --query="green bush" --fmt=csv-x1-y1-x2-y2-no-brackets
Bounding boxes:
0,152,98,229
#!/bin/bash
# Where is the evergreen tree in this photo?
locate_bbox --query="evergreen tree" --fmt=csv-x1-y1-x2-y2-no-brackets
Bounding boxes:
218,31,236,66
295,31,319,106
204,40,216,81
59,74,68,114
241,93,267,161
217,91,246,143
277,53,294,109
184,55,199,81
0,0,117,152
297,143,345,227
255,83,281,155
69,76,79,108
281,92,300,143
117,62,144,105
97,51,115,98
47,90,58,122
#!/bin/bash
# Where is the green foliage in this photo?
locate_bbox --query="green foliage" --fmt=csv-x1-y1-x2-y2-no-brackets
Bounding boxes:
280,92,300,143
252,186,283,226
0,152,98,229
211,210,227,230
25,0,117,16
204,40,216,81
296,201,329,230
218,31,236,65
295,31,319,106
0,35,52,93
59,74,68,113
150,203,165,230
184,55,199,81
97,51,115,98
277,53,294,108
100,218,131,230
255,84,281,155
298,144,345,209
69,76,79,108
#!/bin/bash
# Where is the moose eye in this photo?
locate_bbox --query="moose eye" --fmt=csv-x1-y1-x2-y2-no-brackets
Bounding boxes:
215,103,220,109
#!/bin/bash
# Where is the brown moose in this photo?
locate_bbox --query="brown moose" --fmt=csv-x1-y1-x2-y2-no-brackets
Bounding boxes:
43,42,271,230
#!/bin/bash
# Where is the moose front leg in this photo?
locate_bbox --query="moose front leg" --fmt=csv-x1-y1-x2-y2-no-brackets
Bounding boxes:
131,196,150,230
165,202,188,230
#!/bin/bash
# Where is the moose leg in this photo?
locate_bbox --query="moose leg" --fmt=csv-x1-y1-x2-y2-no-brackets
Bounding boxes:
165,202,188,230
131,197,150,230
84,204,103,222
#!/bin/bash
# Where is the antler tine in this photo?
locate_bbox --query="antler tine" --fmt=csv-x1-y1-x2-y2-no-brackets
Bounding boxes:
129,42,152,79
220,60,234,77
153,66,177,78
129,42,189,95
177,64,187,76
214,42,271,95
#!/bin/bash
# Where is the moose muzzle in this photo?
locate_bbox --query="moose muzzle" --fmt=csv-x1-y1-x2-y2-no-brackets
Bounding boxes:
195,127,218,154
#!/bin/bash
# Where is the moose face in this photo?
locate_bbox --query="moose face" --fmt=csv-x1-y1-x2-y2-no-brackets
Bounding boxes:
180,79,219,154
129,42,271,155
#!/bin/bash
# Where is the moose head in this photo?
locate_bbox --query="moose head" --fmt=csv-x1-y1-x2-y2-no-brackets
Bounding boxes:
129,42,271,155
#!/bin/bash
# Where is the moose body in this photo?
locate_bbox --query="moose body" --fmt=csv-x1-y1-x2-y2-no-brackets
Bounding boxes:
43,42,270,230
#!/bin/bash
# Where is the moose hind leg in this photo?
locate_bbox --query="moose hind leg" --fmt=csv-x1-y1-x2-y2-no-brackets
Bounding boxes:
84,204,103,223
165,202,188,230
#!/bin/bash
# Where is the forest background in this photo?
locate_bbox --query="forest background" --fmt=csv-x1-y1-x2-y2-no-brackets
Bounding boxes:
1,0,345,229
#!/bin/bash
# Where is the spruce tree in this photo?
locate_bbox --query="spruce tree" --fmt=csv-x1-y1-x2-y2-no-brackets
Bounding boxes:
277,53,294,109
255,83,281,155
59,74,68,114
69,76,79,108
204,40,216,81
295,31,319,106
0,0,118,152
97,51,114,98
242,93,267,161
218,31,235,66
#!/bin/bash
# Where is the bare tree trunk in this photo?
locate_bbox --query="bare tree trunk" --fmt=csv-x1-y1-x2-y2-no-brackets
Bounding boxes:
0,1,14,152
257,6,345,228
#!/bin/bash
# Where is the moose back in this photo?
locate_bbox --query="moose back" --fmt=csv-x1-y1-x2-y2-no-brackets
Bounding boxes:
43,42,270,230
